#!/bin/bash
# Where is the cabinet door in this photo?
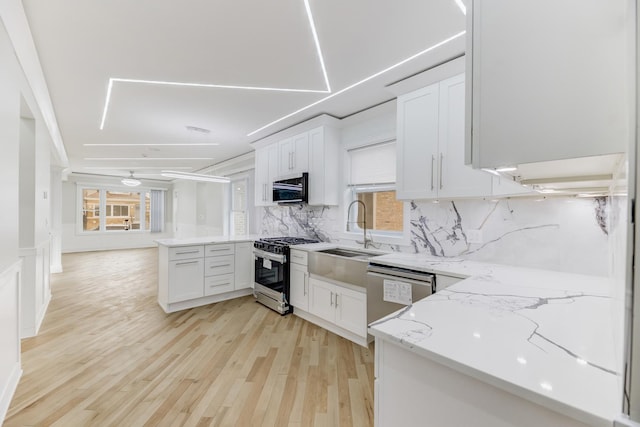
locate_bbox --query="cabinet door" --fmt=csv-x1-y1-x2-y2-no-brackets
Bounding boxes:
255,145,278,206
289,263,309,311
437,74,492,198
291,132,309,174
234,242,254,290
335,286,367,338
468,0,627,168
168,258,204,303
396,83,440,200
204,273,235,296
308,277,335,323
278,137,294,176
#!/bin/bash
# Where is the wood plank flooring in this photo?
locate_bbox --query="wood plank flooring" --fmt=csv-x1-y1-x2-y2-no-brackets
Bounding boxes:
5,248,374,426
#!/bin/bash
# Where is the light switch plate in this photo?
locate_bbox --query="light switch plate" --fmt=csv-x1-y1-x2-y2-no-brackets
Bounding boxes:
467,229,483,244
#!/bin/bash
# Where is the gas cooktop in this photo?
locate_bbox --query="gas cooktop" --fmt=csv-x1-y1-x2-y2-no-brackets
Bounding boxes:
254,237,320,254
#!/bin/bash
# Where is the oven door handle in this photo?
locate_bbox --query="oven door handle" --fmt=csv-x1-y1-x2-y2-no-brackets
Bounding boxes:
253,248,286,264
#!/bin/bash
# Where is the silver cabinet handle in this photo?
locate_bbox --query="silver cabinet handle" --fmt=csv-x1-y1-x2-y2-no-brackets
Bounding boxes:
209,282,231,288
303,273,308,296
208,248,230,252
176,250,200,255
335,293,339,308
175,260,199,266
330,291,334,306
210,264,231,268
431,155,435,191
439,153,444,190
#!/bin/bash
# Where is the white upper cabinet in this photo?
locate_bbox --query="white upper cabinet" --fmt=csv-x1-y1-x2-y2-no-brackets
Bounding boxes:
396,73,491,200
308,126,339,206
466,0,631,169
254,144,278,207
279,132,309,177
253,123,340,206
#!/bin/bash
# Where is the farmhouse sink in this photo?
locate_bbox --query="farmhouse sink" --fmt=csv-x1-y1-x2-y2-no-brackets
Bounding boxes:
309,247,381,288
316,248,380,258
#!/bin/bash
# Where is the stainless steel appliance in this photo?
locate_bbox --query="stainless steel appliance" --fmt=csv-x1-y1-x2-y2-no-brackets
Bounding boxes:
366,262,435,324
253,237,319,314
272,173,308,204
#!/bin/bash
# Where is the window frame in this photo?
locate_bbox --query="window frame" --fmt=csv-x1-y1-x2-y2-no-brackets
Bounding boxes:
76,184,156,235
229,175,249,236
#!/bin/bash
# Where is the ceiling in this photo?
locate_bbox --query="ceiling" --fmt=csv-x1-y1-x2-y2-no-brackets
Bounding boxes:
23,0,466,181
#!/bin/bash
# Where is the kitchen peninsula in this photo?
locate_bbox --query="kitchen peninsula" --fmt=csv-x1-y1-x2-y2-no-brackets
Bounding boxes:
155,236,257,313
368,253,617,427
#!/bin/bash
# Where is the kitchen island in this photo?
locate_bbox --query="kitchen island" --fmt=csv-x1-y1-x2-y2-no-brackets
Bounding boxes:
155,236,257,313
368,253,618,427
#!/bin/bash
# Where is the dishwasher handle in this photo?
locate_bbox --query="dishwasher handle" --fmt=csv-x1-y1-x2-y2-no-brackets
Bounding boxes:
367,265,434,284
367,269,436,295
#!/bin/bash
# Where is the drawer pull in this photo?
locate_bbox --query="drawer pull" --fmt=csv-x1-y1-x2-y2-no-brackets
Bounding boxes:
210,264,231,268
209,282,231,287
176,250,200,255
175,260,199,266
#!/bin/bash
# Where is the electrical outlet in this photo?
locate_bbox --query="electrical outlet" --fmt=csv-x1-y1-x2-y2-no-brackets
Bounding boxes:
467,229,483,244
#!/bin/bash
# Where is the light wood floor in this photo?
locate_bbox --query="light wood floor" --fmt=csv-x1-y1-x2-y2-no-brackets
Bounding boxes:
5,248,374,427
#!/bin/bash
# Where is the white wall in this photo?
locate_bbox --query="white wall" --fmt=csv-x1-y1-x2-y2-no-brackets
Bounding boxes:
0,17,26,424
61,174,174,253
173,180,227,238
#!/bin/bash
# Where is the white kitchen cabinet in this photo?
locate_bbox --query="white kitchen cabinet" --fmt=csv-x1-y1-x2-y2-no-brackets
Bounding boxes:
396,74,491,200
254,144,278,206
308,127,340,206
157,240,255,313
308,277,336,323
308,276,367,338
168,257,204,303
290,262,309,312
234,242,253,290
334,285,367,337
466,0,629,169
278,132,309,177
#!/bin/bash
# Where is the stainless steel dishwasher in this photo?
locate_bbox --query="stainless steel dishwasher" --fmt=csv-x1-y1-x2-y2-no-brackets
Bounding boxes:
366,262,435,323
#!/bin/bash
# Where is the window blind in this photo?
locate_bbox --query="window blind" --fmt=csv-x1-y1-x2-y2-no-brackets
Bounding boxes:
348,141,396,185
149,190,165,233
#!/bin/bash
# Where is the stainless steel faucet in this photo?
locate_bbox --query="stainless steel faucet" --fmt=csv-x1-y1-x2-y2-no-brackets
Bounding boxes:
347,199,372,249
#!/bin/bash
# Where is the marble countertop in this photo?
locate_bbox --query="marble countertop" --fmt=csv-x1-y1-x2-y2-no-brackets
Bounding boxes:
155,235,259,247
368,253,618,427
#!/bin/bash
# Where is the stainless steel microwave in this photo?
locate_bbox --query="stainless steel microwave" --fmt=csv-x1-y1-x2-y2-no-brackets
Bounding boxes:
272,173,308,204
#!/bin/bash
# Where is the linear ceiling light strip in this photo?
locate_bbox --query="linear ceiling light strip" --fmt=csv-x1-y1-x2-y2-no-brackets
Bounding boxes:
247,30,466,136
83,143,220,147
84,157,212,160
304,0,331,92
99,78,114,129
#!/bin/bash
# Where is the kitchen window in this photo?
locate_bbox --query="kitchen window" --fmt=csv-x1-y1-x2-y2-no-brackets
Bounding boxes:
346,141,409,243
79,186,164,233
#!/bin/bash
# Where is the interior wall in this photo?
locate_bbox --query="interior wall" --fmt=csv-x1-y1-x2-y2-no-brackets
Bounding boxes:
61,174,174,253
173,179,227,238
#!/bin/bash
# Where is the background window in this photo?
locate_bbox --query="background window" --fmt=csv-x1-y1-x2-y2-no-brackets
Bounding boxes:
80,187,160,233
82,189,100,232
356,190,403,232
231,178,248,235
347,141,404,236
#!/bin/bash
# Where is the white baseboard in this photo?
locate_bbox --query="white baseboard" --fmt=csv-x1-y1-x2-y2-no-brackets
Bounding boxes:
21,292,51,339
0,362,22,425
293,308,368,347
160,288,253,313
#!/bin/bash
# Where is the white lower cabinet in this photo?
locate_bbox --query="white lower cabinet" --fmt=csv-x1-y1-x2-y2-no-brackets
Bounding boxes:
234,242,254,290
308,277,367,339
289,261,309,311
168,258,204,303
158,241,254,313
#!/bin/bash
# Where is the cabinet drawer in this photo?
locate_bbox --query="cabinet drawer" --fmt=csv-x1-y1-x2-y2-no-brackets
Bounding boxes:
204,273,235,296
205,243,235,257
169,245,204,261
290,249,308,266
204,255,234,277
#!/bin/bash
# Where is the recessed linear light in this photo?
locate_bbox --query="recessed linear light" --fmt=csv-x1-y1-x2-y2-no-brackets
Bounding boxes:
453,0,467,15
161,170,230,183
247,31,466,136
84,157,213,161
83,143,219,147
82,166,193,170
99,78,331,130
304,0,331,92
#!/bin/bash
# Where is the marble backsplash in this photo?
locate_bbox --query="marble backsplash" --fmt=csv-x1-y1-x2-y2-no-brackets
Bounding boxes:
259,197,610,276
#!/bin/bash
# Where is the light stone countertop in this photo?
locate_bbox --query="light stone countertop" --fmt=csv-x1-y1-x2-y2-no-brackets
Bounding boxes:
155,235,259,247
367,252,617,427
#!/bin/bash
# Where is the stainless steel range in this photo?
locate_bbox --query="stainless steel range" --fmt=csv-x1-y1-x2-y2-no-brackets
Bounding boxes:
253,237,319,314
